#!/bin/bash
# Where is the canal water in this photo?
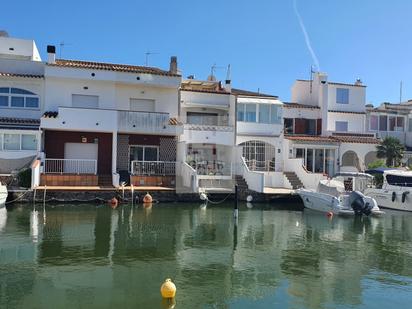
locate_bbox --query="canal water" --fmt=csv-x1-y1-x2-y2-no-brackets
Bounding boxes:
0,202,411,309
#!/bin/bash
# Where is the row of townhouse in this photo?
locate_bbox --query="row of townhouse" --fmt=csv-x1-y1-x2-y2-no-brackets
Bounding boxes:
0,35,382,193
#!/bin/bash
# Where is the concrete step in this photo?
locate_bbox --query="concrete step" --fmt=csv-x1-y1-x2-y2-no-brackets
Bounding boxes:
283,171,304,189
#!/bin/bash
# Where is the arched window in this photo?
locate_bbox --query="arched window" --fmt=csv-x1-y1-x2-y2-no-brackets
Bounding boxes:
0,87,39,109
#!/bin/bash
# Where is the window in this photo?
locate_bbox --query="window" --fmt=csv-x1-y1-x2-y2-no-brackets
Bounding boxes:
129,145,159,162
4,134,20,150
72,94,98,108
245,104,256,122
130,98,155,112
336,88,349,104
0,87,39,109
270,105,281,124
237,103,245,121
240,140,276,171
187,112,218,126
389,116,396,131
21,134,37,150
379,115,387,131
284,118,294,134
396,117,405,131
409,118,412,132
335,121,348,132
369,115,379,131
258,104,270,123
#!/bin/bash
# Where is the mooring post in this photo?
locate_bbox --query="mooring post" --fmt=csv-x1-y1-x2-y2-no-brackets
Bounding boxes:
234,184,239,219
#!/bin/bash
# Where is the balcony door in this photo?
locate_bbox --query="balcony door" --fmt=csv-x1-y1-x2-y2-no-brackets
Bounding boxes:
129,145,159,163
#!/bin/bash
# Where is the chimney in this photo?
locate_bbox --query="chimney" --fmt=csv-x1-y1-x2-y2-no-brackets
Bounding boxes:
355,78,362,86
224,64,231,92
169,56,177,74
47,45,56,64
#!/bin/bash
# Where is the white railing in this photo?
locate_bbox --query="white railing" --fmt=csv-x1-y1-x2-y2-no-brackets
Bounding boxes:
184,123,234,132
239,157,264,192
181,162,198,192
130,161,176,176
244,159,276,172
44,159,97,175
187,160,233,176
31,159,41,188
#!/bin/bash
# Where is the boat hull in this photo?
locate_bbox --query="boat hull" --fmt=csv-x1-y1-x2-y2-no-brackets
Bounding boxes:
296,189,383,216
364,188,412,212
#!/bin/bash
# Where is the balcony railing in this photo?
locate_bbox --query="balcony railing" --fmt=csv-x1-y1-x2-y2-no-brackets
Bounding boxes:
118,110,171,133
44,159,97,174
244,159,276,172
130,161,176,176
187,160,233,176
184,123,234,132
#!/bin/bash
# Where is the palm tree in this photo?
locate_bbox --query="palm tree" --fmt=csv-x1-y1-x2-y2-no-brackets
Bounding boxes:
376,136,404,167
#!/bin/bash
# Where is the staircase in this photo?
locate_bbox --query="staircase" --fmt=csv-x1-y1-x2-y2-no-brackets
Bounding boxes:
283,172,304,189
235,175,248,190
98,174,113,187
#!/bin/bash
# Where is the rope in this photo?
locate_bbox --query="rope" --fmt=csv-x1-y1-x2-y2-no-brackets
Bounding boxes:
204,193,233,204
5,189,32,204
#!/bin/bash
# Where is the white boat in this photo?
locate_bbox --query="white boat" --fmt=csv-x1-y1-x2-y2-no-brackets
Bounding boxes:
364,170,412,212
0,182,7,207
296,173,384,216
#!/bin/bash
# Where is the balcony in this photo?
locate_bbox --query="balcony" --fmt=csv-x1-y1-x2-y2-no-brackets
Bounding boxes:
41,107,182,135
181,116,234,145
130,160,176,187
118,110,182,135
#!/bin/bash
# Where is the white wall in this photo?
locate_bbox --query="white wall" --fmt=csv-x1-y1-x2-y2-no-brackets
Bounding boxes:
291,80,320,106
339,142,378,171
327,84,366,113
181,91,231,108
327,112,365,132
283,107,321,119
0,37,41,61
44,72,179,117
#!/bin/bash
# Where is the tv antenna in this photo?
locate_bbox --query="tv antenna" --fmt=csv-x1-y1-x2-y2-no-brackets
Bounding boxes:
210,63,224,80
59,42,72,58
145,51,159,66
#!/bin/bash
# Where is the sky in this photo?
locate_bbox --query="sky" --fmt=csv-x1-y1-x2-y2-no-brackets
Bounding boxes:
1,0,412,105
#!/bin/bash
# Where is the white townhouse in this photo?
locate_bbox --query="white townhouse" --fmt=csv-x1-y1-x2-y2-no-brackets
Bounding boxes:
39,46,182,187
282,72,380,188
177,78,236,193
0,35,44,176
233,88,285,192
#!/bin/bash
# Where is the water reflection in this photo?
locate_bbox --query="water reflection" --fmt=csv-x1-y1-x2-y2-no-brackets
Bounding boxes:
0,207,7,233
0,204,411,309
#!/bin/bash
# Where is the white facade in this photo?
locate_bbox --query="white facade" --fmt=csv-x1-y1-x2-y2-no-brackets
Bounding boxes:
0,36,44,174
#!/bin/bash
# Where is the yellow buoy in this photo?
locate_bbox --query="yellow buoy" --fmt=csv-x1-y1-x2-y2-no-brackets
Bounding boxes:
143,192,153,203
160,278,176,298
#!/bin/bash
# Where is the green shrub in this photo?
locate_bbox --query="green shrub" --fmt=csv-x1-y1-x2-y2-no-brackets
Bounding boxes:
367,159,386,170
18,168,32,188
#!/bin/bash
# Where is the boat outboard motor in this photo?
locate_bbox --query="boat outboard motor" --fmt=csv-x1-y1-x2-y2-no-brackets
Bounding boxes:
349,191,373,216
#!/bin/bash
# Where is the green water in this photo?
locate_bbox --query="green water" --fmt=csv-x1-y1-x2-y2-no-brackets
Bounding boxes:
0,202,412,309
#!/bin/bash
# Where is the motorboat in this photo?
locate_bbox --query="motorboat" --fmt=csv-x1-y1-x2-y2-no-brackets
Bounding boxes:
364,170,412,212
296,173,384,216
0,182,7,207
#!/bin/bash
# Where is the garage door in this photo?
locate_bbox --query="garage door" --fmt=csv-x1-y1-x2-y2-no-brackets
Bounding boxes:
64,143,98,173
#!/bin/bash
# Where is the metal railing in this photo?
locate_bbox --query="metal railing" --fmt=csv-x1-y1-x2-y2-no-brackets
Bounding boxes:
244,159,275,172
184,123,234,132
187,160,233,176
118,110,170,132
44,159,97,174
130,161,176,176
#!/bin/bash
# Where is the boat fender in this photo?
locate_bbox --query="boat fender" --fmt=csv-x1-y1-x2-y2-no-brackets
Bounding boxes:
402,191,409,203
392,192,396,202
143,192,153,204
109,197,118,209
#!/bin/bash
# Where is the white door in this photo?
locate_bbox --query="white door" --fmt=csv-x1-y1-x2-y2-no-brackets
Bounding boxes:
64,143,98,174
